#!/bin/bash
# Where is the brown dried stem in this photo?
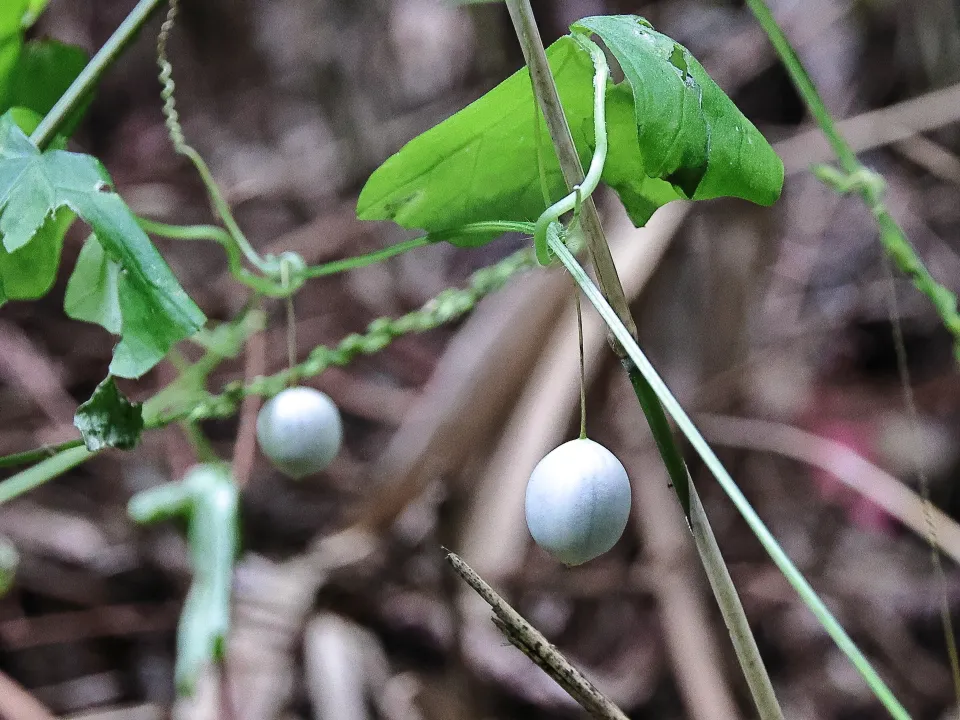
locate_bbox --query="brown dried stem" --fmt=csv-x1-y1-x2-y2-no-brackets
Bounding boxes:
445,551,629,720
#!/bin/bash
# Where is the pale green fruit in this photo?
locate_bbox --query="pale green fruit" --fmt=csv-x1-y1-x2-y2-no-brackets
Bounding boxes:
525,438,631,566
256,387,342,479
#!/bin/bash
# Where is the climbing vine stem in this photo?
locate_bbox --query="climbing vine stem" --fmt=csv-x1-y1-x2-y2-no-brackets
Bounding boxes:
0,245,539,503
142,244,538,427
746,0,960,705
138,217,532,295
532,34,609,265
0,446,95,506
744,0,960,361
0,439,86,469
157,0,275,279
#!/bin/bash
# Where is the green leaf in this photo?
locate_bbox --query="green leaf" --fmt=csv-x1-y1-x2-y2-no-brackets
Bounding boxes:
573,15,784,206
595,85,687,225
7,40,89,134
358,19,783,241
74,375,144,451
65,234,123,332
0,206,71,303
0,113,206,377
358,36,592,237
0,0,28,107
0,111,73,307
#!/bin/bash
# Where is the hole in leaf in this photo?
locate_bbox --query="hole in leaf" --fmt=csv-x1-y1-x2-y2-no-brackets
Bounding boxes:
664,164,707,198
668,44,689,80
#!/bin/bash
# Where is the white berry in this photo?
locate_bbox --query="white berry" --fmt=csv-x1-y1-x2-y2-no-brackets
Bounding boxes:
525,438,631,566
256,387,343,479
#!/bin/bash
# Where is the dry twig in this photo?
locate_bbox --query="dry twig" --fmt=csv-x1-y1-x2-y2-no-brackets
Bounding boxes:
445,551,629,720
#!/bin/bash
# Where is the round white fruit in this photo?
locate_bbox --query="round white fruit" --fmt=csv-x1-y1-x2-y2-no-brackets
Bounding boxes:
256,387,343,479
525,438,631,566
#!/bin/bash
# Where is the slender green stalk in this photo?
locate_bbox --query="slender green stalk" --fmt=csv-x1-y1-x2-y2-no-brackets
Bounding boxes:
0,439,85,469
140,217,530,291
138,217,288,295
30,0,167,149
550,233,910,720
744,0,960,360
0,446,95,505
428,220,536,241
305,236,435,278
743,1,856,170
508,2,783,716
306,220,535,279
576,289,587,440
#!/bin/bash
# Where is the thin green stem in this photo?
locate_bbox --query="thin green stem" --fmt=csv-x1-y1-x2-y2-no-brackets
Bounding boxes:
742,0,857,170
744,0,960,360
140,217,526,291
575,288,587,440
282,257,298,378
30,0,166,149
304,236,434,278
138,217,287,295
182,422,218,464
156,0,271,277
0,439,85,469
428,220,536,242
0,446,95,505
181,146,267,272
550,233,910,720
747,2,958,703
532,35,609,265
624,357,690,515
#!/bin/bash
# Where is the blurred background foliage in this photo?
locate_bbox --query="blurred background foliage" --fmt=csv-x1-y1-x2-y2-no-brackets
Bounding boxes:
0,0,959,718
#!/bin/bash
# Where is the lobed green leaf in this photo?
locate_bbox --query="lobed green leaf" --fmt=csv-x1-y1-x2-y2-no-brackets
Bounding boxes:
0,113,206,377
